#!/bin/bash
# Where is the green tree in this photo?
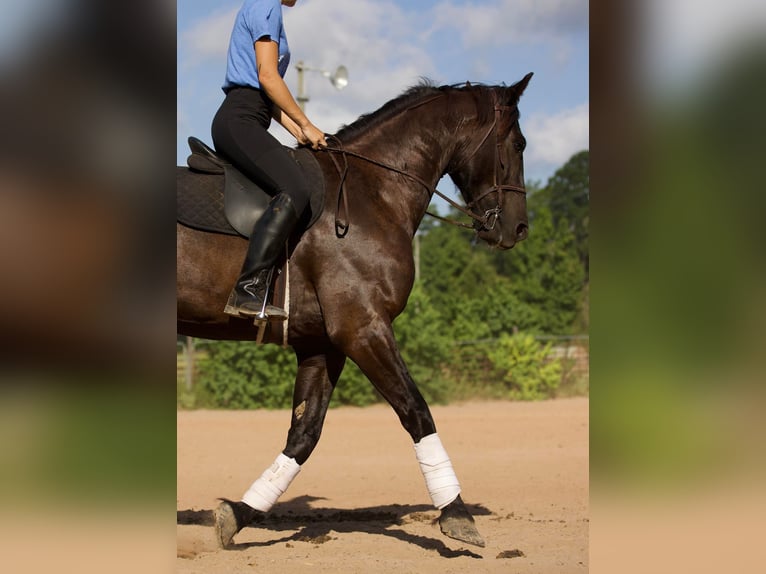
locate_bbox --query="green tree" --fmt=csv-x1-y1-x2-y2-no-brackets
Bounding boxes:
197,340,297,409
503,206,585,334
330,360,381,407
447,283,543,340
392,282,452,403
541,150,589,280
418,215,507,325
487,333,562,400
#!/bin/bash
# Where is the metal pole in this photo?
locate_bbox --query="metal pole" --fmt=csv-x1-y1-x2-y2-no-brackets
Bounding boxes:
296,60,308,112
184,335,194,391
414,234,421,283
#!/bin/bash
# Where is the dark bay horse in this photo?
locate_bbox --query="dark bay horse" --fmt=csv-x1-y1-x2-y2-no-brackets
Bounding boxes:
177,74,533,548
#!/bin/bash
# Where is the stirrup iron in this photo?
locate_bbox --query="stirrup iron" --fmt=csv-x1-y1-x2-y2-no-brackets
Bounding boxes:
253,267,276,322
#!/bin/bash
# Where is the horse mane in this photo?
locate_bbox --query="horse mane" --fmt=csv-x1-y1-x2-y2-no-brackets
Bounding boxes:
333,80,506,142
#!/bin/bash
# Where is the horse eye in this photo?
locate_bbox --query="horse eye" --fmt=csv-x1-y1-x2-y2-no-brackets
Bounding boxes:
515,138,526,152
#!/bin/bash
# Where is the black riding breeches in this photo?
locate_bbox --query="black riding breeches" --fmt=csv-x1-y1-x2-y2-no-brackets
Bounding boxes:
211,86,311,216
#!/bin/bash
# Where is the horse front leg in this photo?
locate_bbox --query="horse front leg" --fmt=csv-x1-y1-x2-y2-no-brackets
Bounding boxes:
332,316,485,547
214,346,345,548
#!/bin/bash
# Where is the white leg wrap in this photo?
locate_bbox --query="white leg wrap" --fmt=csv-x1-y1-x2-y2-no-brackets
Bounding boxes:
414,433,461,509
241,453,301,512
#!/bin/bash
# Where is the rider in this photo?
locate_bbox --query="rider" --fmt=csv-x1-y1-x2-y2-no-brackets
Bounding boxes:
212,0,327,320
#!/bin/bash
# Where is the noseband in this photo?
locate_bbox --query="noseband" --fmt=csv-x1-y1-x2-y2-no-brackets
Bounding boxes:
322,91,525,236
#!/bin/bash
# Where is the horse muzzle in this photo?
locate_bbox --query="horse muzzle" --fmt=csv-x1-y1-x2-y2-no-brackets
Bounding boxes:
474,209,528,250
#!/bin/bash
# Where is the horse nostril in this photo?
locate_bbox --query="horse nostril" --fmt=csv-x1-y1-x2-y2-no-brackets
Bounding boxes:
516,222,528,240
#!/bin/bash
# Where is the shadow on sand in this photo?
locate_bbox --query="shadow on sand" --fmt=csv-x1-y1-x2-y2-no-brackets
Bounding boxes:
177,495,492,558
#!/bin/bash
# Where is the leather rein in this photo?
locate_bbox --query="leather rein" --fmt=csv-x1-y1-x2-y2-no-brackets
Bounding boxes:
319,91,526,238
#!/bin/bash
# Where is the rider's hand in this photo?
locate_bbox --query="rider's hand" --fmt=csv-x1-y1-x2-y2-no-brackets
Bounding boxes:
300,123,327,150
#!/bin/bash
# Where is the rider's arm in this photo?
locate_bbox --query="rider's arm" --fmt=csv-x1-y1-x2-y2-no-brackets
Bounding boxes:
271,105,303,141
255,39,326,148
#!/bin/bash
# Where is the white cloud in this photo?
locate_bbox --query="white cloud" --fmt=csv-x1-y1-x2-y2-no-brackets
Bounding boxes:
252,0,439,133
431,0,588,48
180,7,238,62
525,102,589,166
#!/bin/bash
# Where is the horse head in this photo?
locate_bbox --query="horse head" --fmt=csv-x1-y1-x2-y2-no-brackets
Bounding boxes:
448,73,533,250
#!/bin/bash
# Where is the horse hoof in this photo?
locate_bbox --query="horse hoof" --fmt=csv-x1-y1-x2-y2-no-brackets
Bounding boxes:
438,496,486,548
214,500,239,548
439,515,486,547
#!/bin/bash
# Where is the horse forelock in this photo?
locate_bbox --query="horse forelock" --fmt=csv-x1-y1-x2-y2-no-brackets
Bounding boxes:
333,81,512,143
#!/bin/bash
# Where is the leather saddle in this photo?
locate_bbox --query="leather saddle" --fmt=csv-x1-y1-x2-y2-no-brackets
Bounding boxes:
177,136,324,237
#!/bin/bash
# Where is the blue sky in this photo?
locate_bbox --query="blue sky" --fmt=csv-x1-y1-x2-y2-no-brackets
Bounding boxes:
177,0,590,189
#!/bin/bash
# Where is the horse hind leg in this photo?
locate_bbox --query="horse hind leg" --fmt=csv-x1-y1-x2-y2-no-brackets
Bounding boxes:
214,347,344,548
283,347,345,463
333,317,485,547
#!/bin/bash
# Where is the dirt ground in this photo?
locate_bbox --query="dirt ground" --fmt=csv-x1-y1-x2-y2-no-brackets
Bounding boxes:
177,398,588,573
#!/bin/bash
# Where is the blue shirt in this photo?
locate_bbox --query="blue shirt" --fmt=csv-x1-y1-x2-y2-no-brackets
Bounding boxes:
222,0,290,91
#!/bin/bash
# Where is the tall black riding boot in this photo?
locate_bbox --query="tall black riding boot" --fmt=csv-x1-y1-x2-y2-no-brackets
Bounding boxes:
223,193,299,320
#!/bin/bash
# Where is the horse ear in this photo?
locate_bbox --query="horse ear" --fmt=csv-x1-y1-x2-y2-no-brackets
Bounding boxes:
506,72,534,103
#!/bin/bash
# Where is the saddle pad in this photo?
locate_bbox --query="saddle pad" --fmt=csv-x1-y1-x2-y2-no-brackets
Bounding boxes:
176,168,237,235
176,147,325,237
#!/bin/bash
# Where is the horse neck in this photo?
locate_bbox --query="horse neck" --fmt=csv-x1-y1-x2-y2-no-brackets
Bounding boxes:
349,100,463,184
340,99,471,233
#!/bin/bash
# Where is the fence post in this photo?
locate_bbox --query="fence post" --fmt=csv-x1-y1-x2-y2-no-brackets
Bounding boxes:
184,336,195,391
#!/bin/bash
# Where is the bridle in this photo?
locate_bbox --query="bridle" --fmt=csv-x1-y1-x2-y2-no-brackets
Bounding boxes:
452,92,527,231
320,90,526,237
